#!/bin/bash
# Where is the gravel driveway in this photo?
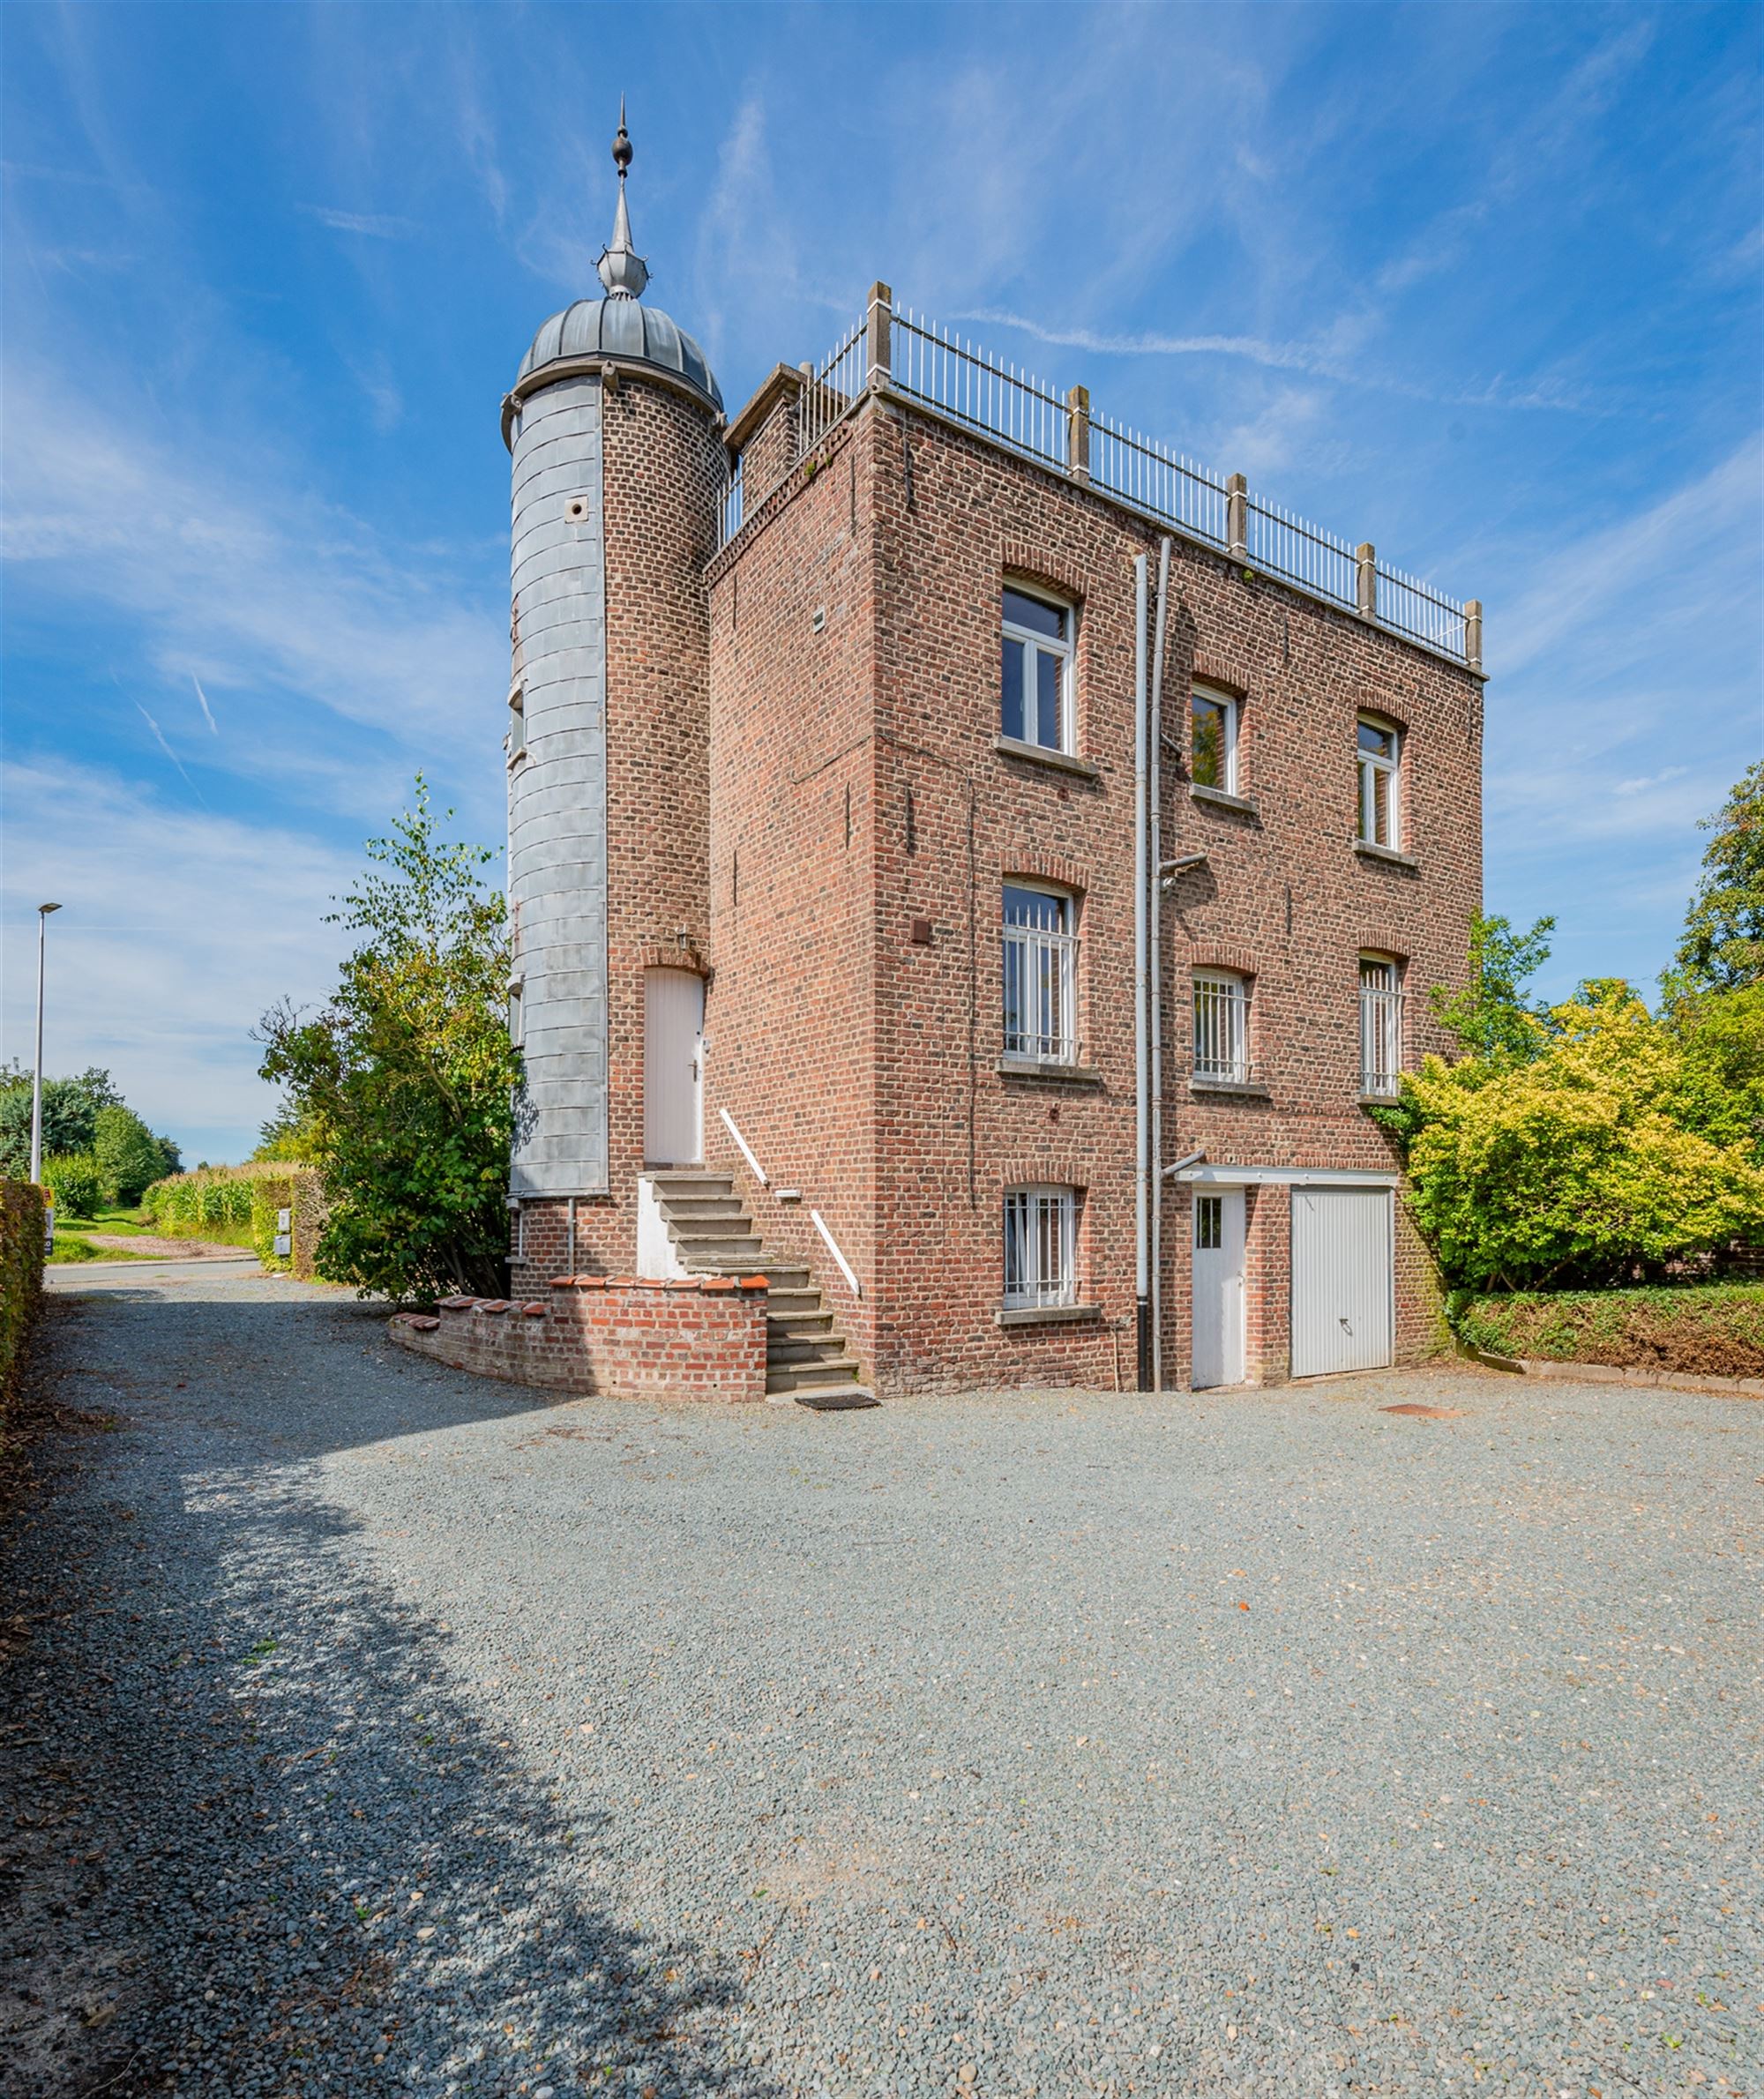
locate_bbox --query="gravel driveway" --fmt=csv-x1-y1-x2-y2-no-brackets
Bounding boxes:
2,1266,1757,2099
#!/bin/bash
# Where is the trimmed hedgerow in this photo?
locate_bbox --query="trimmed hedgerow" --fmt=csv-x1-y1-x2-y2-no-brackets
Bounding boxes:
1,1177,47,1442
1456,1283,1764,1379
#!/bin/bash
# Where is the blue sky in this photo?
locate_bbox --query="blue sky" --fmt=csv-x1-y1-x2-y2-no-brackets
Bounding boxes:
3,2,1760,1165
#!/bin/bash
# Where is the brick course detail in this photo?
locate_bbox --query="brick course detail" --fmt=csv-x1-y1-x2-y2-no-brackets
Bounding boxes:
387,1279,769,1404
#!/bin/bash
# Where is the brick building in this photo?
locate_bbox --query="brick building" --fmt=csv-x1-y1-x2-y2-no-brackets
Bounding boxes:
500,121,1484,1403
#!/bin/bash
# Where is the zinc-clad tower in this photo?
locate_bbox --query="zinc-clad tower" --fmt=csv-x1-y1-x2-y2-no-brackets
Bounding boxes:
503,110,725,1286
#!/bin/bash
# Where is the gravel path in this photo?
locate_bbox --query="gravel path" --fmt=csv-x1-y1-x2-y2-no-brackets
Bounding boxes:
2,1267,1757,2099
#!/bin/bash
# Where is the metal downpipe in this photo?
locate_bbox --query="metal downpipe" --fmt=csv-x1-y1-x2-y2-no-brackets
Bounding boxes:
1132,555,1150,1389
1148,536,1172,1393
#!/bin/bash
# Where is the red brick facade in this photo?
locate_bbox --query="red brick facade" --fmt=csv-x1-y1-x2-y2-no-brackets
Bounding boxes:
505,338,1481,1399
390,1277,769,1403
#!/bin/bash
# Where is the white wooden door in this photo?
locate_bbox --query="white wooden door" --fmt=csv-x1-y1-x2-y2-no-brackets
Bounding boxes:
1191,1188,1245,1389
643,968,703,1165
1290,1186,1393,1376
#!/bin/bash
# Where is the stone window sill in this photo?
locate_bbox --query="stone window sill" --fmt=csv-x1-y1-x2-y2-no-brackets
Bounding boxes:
1189,784,1257,816
1358,1090,1402,1109
997,1057,1103,1086
993,735,1102,781
1189,1077,1272,1100
995,1302,1102,1327
1354,840,1418,870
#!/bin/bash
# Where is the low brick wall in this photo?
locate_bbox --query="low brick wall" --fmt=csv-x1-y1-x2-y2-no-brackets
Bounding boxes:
386,1275,770,1403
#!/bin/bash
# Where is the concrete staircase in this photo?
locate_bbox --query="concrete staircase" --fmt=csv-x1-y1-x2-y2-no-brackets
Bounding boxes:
647,1169,873,1408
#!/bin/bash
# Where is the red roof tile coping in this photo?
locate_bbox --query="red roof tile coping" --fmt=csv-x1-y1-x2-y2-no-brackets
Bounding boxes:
438,1296,477,1311
739,1274,770,1290
477,1300,512,1315
520,1302,548,1318
407,1315,440,1332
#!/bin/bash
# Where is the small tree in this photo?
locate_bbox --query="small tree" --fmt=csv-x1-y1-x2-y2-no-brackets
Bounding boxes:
1667,759,1764,997
93,1104,178,1206
1431,913,1557,1064
257,779,519,1300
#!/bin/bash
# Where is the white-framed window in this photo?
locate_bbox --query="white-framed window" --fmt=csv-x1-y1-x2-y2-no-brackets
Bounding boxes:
1357,716,1399,848
1192,970,1251,1083
1003,1184,1078,1309
508,684,526,762
1192,685,1239,794
1002,883,1079,1063
1001,585,1074,754
507,979,525,1048
1359,956,1403,1097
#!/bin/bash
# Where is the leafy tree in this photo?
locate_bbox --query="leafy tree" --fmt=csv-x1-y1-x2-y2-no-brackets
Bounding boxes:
257,778,519,1300
0,1067,123,1178
1399,981,1764,1291
1431,912,1557,1064
93,1104,179,1206
1668,760,1764,997
250,1100,324,1165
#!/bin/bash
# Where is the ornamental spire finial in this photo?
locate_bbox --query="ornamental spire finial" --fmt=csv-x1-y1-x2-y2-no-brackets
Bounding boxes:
598,97,648,301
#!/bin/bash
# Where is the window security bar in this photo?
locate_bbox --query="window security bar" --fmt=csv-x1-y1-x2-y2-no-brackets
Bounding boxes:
1359,985,1405,1096
1003,1188,1077,1309
1001,925,1080,1063
1192,977,1250,1083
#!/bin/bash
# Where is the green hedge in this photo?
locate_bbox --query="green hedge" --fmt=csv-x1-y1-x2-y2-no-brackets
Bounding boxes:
249,1167,325,1278
1,1178,47,1442
1457,1283,1764,1379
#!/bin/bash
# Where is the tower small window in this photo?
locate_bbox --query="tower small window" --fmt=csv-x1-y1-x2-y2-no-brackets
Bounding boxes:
1357,716,1399,848
507,979,525,1049
508,684,526,763
1001,586,1073,754
1192,686,1239,793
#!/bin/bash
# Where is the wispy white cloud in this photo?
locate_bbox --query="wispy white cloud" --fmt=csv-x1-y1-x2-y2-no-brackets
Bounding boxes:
132,698,206,804
2,361,503,775
297,203,417,239
191,674,218,735
0,758,360,1155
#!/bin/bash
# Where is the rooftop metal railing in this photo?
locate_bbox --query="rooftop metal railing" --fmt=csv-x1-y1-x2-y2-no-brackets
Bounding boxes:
717,286,1478,669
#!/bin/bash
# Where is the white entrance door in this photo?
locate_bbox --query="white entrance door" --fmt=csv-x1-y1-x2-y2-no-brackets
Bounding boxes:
643,968,703,1166
1191,1188,1245,1389
1290,1186,1394,1376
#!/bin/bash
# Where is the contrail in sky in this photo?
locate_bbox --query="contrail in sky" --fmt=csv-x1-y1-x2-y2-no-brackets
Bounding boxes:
136,701,208,807
191,675,218,734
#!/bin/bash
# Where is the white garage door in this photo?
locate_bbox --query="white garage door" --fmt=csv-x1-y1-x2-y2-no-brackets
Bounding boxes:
1291,1186,1394,1377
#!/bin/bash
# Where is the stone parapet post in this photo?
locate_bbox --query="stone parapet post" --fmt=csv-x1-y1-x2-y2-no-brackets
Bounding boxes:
1226,474,1248,560
1356,542,1378,621
1465,599,1483,672
1066,385,1090,483
867,280,893,388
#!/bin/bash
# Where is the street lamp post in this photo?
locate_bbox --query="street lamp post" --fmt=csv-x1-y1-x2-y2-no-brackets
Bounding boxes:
30,902,62,1184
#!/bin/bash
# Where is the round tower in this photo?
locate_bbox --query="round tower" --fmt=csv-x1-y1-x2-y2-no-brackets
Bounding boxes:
503,108,726,1286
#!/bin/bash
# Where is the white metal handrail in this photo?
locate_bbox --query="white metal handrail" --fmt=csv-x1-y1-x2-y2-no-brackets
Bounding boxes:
810,1207,861,1298
1002,924,1080,1063
719,1105,768,1187
717,293,1475,665
892,306,1069,471
1359,986,1405,1097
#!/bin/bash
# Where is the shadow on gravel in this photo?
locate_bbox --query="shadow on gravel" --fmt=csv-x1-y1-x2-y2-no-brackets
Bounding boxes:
1,1289,780,2099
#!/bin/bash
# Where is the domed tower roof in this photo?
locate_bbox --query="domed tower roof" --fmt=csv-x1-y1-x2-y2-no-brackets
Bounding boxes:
515,297,721,412
506,102,721,430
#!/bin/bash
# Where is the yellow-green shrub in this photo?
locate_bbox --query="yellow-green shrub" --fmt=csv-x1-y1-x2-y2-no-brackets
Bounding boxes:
1,1178,46,1442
